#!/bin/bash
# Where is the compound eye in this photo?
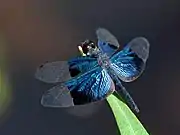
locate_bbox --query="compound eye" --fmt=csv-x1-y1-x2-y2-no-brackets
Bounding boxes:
90,43,96,48
87,45,91,49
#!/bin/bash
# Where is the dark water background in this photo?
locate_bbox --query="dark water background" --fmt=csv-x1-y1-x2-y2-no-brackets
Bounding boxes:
0,0,180,134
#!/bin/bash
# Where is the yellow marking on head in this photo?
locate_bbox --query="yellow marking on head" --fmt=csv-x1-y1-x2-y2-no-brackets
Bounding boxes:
78,46,86,56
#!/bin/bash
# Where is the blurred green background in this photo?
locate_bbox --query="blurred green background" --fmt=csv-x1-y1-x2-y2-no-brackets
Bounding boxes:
0,35,12,123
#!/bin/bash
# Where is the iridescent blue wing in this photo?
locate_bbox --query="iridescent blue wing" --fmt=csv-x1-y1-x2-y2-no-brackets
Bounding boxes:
35,61,71,83
35,57,98,83
110,37,150,82
65,67,115,102
41,67,115,107
96,28,120,57
68,56,98,77
125,37,150,63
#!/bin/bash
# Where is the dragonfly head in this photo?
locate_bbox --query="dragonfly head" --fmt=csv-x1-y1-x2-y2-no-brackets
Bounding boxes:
78,39,98,56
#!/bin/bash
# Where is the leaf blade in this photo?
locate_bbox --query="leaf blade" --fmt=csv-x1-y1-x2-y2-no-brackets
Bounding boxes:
106,93,149,135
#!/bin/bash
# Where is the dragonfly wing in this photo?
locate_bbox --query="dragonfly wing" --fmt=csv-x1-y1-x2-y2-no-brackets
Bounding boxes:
106,67,139,112
126,37,150,63
68,56,98,77
96,28,120,48
35,61,71,83
96,28,120,56
41,83,74,107
65,67,115,103
110,37,150,82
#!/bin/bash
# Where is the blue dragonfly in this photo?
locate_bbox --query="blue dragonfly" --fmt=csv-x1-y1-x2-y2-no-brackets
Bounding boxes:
35,28,150,113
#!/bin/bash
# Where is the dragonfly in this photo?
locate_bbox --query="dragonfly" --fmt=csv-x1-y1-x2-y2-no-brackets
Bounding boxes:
35,28,150,113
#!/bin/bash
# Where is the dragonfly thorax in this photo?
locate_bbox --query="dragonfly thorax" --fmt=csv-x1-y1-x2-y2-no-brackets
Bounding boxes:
97,53,111,69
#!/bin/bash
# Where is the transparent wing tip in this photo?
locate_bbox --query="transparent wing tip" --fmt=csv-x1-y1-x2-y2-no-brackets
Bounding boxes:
96,27,110,38
35,61,71,83
96,27,120,48
35,62,59,83
35,62,49,82
41,84,74,108
96,27,109,33
128,37,150,62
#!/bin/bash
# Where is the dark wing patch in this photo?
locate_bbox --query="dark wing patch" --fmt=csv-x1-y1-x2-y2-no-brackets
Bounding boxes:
96,28,120,57
65,67,115,102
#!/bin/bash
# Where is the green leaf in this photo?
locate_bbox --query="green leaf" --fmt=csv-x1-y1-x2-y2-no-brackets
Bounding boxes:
106,92,149,135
